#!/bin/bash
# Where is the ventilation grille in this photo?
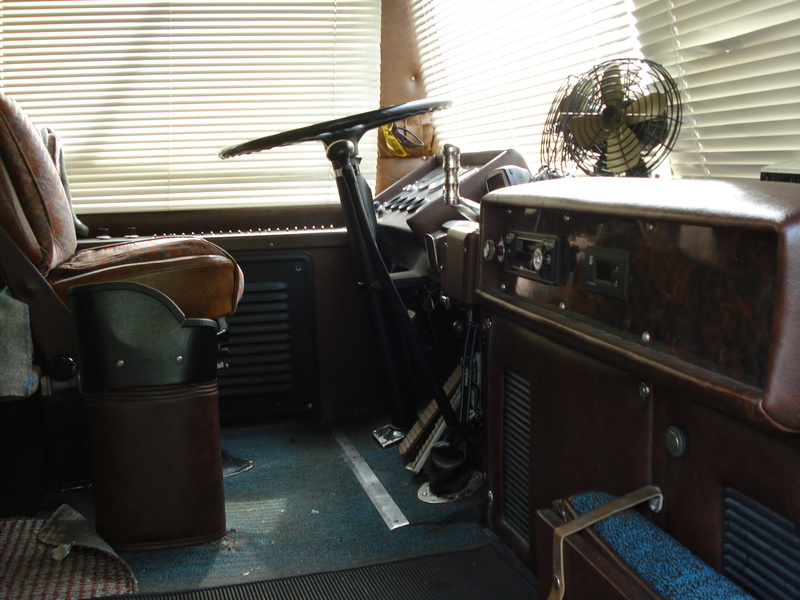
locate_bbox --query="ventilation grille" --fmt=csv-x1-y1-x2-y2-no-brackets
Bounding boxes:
723,488,800,600
502,369,532,540
221,281,293,395
218,252,317,421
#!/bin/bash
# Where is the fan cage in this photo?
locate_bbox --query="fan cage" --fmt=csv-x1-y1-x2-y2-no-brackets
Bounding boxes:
541,58,682,178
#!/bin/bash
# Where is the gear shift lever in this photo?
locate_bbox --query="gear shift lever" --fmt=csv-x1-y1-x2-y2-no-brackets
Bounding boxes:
442,144,480,221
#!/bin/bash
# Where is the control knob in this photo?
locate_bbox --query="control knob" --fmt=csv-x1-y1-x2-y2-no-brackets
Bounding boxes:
482,239,496,261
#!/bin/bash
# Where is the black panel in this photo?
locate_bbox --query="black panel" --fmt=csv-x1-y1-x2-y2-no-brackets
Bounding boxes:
503,368,532,540
218,252,317,421
723,488,800,600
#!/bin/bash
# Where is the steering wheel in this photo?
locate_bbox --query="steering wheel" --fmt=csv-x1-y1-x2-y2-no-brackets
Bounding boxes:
219,98,452,160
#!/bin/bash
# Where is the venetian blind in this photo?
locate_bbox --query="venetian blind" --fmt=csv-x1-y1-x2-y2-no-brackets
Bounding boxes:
633,0,800,179
0,0,381,213
410,0,643,173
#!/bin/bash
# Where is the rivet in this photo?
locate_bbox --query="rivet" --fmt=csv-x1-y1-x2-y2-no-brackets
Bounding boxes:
639,382,651,398
116,360,125,368
642,331,651,343
175,356,184,363
558,301,566,310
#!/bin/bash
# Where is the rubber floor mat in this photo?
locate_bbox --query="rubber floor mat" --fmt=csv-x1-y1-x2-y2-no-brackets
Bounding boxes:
103,541,538,600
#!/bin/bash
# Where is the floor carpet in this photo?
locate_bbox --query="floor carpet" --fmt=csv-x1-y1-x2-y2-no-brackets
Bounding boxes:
45,416,502,595
124,419,490,591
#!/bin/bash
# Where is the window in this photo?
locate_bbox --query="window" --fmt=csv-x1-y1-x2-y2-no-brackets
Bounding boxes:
411,0,642,175
412,0,799,180
0,1,381,213
633,0,800,179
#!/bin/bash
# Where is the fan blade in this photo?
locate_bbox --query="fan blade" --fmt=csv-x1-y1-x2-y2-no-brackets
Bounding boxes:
606,125,641,174
601,65,625,105
627,92,668,123
570,114,605,148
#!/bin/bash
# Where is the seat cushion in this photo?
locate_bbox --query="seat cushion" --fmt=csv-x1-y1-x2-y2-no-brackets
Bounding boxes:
50,236,244,318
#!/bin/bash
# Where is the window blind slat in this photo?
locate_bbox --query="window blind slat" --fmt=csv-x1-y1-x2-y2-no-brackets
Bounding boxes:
411,0,642,166
633,0,800,179
0,0,381,213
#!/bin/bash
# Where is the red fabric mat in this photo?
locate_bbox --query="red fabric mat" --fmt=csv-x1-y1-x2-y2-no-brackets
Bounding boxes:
0,505,137,600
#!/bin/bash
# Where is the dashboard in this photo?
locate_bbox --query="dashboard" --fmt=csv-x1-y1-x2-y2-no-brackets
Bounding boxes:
477,176,800,432
374,149,529,280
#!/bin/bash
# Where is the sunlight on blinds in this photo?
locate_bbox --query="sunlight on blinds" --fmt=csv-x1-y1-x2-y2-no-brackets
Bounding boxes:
633,0,800,179
0,1,381,213
410,0,642,174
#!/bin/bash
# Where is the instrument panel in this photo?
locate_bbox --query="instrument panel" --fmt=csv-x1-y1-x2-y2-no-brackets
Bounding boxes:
374,149,529,278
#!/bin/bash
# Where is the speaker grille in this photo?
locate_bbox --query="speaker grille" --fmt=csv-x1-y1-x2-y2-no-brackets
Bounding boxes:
723,488,800,600
502,369,532,540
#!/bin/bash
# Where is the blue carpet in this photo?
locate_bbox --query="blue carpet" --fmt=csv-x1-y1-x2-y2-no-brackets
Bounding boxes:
120,418,491,593
570,492,755,600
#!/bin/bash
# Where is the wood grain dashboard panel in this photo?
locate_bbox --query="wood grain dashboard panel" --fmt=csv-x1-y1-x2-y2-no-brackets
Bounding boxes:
478,177,800,431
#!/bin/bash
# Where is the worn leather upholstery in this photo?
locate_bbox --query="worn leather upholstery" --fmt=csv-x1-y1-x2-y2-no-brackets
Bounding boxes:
0,93,243,319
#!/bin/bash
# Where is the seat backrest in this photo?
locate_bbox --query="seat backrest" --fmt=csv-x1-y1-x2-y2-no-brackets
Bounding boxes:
0,93,77,275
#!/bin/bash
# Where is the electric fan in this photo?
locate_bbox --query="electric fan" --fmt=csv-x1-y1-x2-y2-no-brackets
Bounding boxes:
541,58,682,177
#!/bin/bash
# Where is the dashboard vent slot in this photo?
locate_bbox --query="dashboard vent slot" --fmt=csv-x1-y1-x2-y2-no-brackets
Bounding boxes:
723,488,800,600
502,369,532,540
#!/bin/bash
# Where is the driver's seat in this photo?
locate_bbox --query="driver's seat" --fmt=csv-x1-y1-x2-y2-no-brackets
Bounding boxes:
0,92,243,549
0,92,243,366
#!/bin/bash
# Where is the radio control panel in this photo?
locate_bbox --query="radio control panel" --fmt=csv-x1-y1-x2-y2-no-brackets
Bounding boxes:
504,232,574,286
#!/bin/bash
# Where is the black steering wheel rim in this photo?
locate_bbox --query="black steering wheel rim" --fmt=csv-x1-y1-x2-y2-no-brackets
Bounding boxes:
219,98,452,160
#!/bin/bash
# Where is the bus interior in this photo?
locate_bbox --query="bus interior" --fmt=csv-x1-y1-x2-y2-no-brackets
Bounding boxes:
1,2,799,600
